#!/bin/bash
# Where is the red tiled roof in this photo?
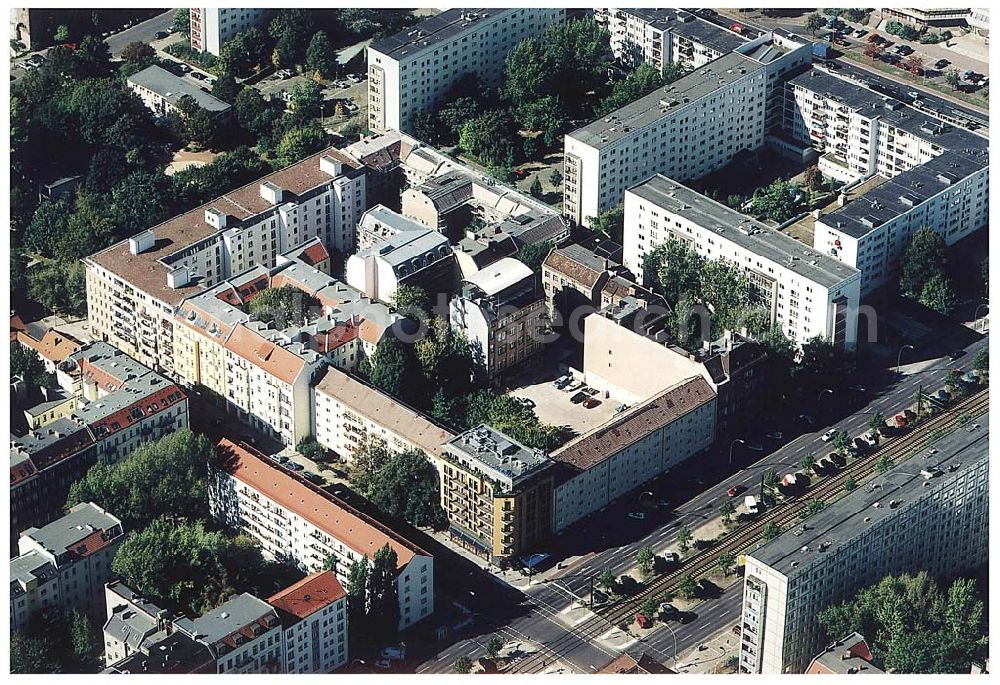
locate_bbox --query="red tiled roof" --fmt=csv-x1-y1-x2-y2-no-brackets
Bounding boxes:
298,241,330,267
268,571,346,623
87,384,187,439
67,529,114,559
10,459,37,486
17,329,82,365
550,377,715,471
313,322,360,353
224,324,306,386
217,439,430,567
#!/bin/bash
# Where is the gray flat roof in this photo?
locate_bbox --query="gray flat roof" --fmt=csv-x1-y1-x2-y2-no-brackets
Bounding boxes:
370,8,515,59
818,151,988,240
444,424,551,489
617,8,748,54
189,593,275,644
361,204,430,235
568,52,764,149
358,225,450,268
127,65,231,113
749,411,989,576
10,550,57,590
788,68,989,162
20,502,121,554
629,175,860,289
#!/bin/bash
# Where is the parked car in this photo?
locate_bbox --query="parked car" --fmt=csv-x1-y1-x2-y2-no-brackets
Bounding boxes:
854,437,870,453
374,658,391,669
570,391,588,404
732,624,742,635
553,375,571,389
583,398,602,409
661,551,680,563
935,58,950,69
304,472,324,484
627,511,646,521
286,462,305,471
660,603,679,619
517,397,536,409
513,168,530,179
190,71,206,81
949,349,967,360
854,29,868,38
727,485,746,498
346,73,362,83
821,429,838,442
155,30,170,39
894,414,908,428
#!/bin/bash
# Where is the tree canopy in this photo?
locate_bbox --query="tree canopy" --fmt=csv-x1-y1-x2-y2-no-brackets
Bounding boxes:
247,286,315,327
351,439,449,531
11,342,53,391
900,228,947,298
818,573,986,673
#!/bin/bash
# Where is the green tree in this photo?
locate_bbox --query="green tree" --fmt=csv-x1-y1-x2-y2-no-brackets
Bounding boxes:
799,453,816,471
550,168,563,187
676,573,698,600
529,175,544,198
865,414,884,446
247,286,313,326
719,500,736,524
296,436,325,461
235,87,280,137
290,79,325,122
900,228,947,299
876,456,893,473
27,261,88,317
844,475,857,493
677,525,693,552
172,9,191,36
803,165,824,192
359,449,449,530
211,72,243,104
598,569,616,592
833,430,852,456
718,552,737,577
596,63,664,116
11,632,59,674
801,498,826,519
517,240,555,272
644,238,704,307
972,349,988,382
306,30,337,78
11,342,54,390
272,123,330,168
459,110,518,167
74,35,113,79
945,369,964,395
268,9,316,66
121,41,155,64
805,13,826,35
392,284,431,316
661,61,689,84
368,544,401,634
453,656,473,674
54,24,70,42
346,557,370,621
67,429,215,531
69,609,100,670
919,273,956,315
370,336,420,402
484,635,504,660
437,96,481,141
945,69,961,89
762,522,782,542
175,94,219,150
636,546,655,575
589,204,625,243
748,178,800,223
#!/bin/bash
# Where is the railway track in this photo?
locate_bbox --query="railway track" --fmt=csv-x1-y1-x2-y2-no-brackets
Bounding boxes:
596,388,989,629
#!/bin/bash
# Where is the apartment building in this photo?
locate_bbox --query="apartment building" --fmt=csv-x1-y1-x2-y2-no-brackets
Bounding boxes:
346,207,455,304
177,593,283,673
552,376,717,532
739,430,989,674
440,425,554,561
84,149,365,376
583,307,768,437
563,52,768,227
805,633,884,674
623,175,862,347
449,258,547,380
127,65,231,118
211,439,435,631
312,366,454,462
367,8,565,132
189,7,269,55
14,325,82,375
267,571,349,673
10,419,99,552
11,503,124,630
594,8,749,72
786,68,990,295
21,387,78,431
541,242,637,324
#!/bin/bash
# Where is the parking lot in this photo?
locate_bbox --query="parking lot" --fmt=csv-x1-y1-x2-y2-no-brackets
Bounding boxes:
508,377,619,439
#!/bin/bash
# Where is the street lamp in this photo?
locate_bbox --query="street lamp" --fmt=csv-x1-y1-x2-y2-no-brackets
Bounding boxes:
816,388,834,403
524,554,546,586
896,344,914,375
729,439,745,467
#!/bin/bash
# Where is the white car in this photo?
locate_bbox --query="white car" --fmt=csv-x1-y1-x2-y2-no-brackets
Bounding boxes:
821,429,838,442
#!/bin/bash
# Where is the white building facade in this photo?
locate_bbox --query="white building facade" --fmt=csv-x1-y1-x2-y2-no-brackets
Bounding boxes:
367,8,565,133
190,8,270,55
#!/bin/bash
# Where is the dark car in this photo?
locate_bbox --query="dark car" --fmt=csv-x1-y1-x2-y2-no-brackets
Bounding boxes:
155,30,170,39
949,349,967,360
570,391,588,404
935,58,950,69
286,462,305,471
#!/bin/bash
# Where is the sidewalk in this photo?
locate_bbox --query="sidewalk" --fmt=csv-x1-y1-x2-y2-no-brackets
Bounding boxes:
674,627,740,674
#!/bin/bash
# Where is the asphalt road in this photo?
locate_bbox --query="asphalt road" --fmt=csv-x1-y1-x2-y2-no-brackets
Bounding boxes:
105,9,174,57
412,332,988,673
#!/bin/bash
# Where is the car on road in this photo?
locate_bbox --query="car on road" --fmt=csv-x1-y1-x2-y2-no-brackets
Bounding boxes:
727,485,746,498
627,512,646,521
583,398,602,409
821,429,838,442
190,71,206,81
949,349,967,360
854,29,868,38
935,58,950,69
906,91,920,100
766,431,784,440
286,462,305,471
154,30,170,39
659,603,679,619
